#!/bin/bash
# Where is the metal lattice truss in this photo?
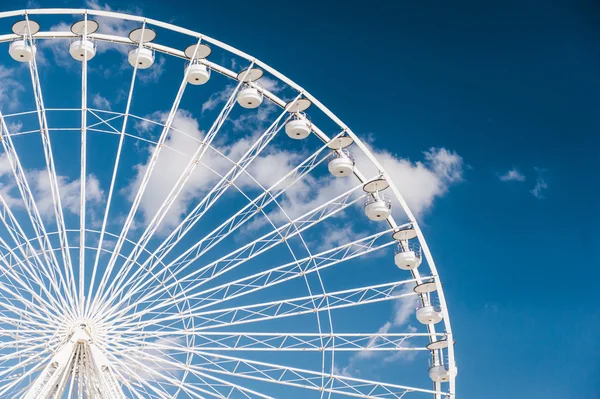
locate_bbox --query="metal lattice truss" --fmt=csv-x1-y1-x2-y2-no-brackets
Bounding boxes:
0,7,456,399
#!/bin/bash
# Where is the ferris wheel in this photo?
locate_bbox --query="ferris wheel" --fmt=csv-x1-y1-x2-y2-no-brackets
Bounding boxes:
0,8,457,399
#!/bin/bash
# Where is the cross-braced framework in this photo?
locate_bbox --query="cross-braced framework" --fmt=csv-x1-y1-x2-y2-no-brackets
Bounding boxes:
0,8,456,399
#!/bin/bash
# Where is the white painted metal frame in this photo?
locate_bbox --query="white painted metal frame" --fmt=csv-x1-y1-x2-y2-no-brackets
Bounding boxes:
0,7,456,399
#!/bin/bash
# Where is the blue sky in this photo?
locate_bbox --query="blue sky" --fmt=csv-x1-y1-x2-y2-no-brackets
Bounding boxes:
0,0,598,398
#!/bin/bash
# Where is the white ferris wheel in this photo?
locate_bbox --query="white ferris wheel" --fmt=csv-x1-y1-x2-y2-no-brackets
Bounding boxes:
0,8,457,399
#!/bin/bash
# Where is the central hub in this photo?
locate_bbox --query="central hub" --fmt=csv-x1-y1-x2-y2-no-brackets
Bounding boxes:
24,317,120,398
71,327,91,344
66,319,102,345
70,319,96,338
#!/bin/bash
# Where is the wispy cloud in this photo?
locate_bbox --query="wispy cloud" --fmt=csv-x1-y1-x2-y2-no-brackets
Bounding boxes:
201,85,234,113
92,93,111,110
499,168,526,182
6,121,23,134
231,101,277,132
530,177,548,199
530,167,548,199
257,76,283,93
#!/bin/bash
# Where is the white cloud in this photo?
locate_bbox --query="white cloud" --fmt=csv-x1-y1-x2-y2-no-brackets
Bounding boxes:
124,102,464,253
315,224,361,252
391,285,419,326
92,93,111,110
40,23,75,70
27,171,104,221
355,321,393,360
125,335,184,382
257,76,283,93
0,153,105,219
124,110,229,233
6,121,23,134
254,146,463,234
0,154,22,208
499,168,526,182
244,149,304,188
239,144,464,243
231,102,277,132
124,106,302,235
332,363,354,378
122,88,301,233
86,175,104,203
530,167,548,199
0,154,14,176
530,177,548,199
133,117,155,134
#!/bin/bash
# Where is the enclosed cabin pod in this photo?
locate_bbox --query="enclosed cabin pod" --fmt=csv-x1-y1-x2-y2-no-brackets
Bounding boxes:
70,39,97,61
392,227,422,270
128,47,155,69
184,44,212,85
427,338,457,383
69,20,99,61
9,40,36,62
364,194,391,221
363,178,392,221
394,243,422,270
237,67,264,109
328,149,355,177
284,99,313,139
9,20,40,62
285,114,311,139
185,59,211,85
326,134,355,176
429,364,457,383
237,84,263,109
428,356,458,383
128,27,157,69
416,303,443,325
